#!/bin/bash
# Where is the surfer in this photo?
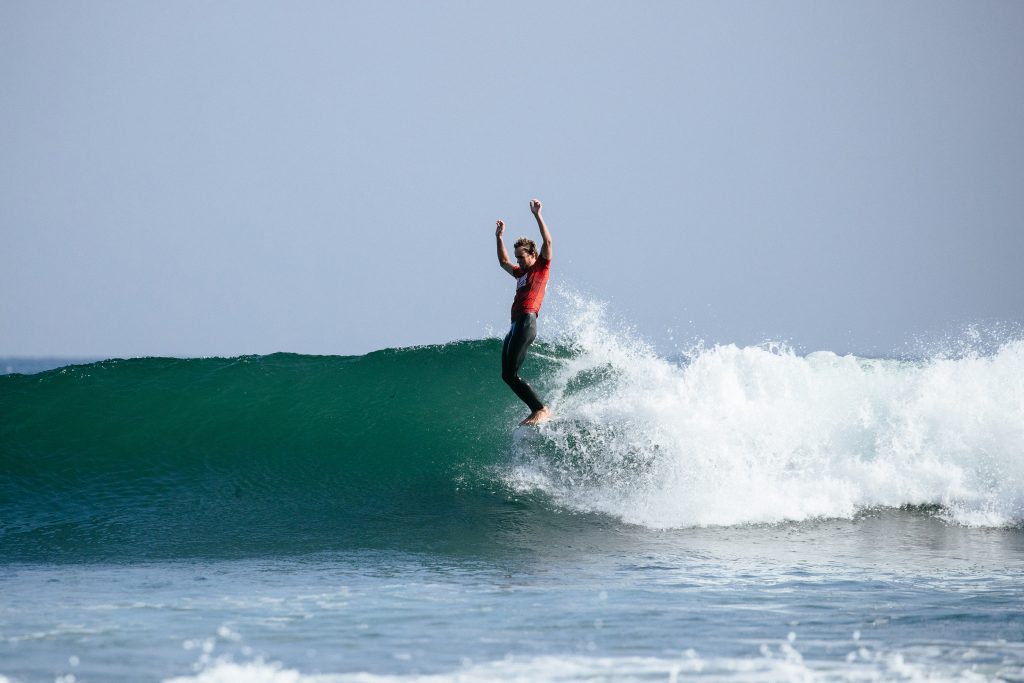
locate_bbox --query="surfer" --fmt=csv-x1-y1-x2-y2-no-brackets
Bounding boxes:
495,198,553,425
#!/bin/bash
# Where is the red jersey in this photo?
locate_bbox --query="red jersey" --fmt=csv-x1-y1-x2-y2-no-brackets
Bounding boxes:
510,256,551,320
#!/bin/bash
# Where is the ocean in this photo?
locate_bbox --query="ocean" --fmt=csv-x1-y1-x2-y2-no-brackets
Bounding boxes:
2,301,1023,682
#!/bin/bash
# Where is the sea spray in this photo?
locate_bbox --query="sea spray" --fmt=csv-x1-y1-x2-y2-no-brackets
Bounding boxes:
511,296,1024,528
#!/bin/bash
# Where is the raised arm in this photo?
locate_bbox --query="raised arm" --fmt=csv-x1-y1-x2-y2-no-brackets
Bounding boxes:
495,220,516,275
530,199,552,261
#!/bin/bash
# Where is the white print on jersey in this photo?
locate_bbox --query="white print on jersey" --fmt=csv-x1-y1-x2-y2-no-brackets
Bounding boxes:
516,274,529,290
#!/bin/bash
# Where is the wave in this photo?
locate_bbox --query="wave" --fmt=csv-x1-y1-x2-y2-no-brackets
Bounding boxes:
0,342,537,559
2,297,1022,559
509,297,1024,529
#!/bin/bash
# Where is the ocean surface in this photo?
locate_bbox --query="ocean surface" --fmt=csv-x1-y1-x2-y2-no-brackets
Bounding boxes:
2,302,1023,682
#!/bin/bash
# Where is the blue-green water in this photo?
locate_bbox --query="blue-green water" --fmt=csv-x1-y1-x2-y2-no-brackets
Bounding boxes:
2,335,1023,681
3,514,1023,682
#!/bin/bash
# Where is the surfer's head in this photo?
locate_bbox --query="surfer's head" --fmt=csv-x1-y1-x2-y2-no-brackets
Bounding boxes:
513,237,538,269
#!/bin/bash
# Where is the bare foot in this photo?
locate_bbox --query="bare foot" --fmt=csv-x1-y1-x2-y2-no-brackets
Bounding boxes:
519,407,552,426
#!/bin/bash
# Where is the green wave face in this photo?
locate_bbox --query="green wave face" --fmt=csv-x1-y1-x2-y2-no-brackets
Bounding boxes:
0,343,555,561
7,325,1023,561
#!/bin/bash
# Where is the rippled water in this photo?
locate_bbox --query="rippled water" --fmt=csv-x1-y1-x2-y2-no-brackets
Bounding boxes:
3,510,1022,682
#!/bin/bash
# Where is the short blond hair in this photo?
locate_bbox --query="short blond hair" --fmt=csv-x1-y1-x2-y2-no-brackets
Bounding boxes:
513,237,537,255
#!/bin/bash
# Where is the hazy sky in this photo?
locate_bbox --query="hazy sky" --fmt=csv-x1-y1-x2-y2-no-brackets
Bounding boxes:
2,1,1022,358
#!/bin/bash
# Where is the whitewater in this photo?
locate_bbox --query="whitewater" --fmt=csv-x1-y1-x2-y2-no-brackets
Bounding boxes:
510,297,1024,529
2,294,1022,682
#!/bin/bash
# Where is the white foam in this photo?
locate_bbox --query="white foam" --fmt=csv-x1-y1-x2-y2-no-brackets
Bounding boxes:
509,295,1024,528
161,644,1020,682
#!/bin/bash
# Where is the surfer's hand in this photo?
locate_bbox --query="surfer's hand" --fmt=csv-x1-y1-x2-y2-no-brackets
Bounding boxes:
495,220,505,237
530,199,542,215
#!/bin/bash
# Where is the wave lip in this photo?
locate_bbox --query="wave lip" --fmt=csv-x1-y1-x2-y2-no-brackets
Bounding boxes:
510,298,1024,529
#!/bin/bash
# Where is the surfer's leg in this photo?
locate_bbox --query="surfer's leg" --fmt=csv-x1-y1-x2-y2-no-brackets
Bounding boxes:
501,314,544,413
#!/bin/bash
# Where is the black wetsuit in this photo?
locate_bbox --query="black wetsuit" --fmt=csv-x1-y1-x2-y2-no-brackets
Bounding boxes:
501,313,544,412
